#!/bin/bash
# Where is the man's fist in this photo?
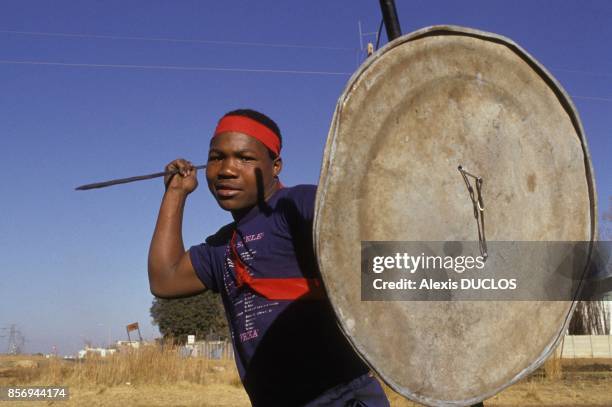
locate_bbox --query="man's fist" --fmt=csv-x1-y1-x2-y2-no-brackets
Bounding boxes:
164,158,198,194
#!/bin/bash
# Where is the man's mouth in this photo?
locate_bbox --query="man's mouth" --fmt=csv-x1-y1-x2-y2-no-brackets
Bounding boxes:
215,184,242,198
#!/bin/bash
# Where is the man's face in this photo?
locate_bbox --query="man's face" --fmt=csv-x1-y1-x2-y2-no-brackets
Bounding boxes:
206,131,281,214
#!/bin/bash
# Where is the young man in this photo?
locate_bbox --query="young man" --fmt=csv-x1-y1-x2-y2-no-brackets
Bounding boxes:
148,109,390,406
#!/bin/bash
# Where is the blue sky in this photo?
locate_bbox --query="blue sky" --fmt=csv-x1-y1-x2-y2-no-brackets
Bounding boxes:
0,1,610,355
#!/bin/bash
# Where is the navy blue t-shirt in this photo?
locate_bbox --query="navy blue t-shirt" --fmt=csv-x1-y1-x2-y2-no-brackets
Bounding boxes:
189,185,368,406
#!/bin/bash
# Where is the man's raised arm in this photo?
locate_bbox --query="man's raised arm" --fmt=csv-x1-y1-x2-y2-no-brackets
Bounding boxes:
148,159,206,298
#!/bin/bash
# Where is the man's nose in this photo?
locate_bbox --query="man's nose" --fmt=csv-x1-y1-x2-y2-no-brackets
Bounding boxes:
218,158,238,177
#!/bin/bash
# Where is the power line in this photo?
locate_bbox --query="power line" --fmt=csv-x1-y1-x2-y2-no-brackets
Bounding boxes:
0,59,610,101
552,67,612,78
0,59,352,76
2,30,611,78
571,95,612,102
0,29,354,51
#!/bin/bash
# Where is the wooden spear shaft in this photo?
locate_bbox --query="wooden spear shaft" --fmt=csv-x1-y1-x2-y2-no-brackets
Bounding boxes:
75,164,206,191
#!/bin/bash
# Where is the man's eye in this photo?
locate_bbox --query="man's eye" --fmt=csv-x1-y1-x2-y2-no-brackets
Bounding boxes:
208,155,222,161
240,156,255,162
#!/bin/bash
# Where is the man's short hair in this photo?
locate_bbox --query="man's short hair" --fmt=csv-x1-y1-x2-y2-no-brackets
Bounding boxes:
222,109,282,158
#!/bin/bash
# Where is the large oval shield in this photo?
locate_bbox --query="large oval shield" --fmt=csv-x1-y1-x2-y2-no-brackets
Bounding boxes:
314,26,596,406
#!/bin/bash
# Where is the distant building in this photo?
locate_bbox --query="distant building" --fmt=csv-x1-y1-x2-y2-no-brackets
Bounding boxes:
77,346,117,359
115,340,141,350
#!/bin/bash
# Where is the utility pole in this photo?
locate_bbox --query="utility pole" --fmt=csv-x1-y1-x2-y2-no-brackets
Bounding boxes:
358,20,381,59
359,1,402,61
0,324,25,354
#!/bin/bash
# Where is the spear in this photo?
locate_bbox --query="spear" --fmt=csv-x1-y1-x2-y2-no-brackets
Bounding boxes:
75,164,206,191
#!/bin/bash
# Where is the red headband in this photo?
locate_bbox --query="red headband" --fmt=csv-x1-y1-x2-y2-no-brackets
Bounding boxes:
213,115,281,156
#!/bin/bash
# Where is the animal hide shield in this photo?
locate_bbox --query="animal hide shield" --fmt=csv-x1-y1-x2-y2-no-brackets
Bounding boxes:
314,26,596,406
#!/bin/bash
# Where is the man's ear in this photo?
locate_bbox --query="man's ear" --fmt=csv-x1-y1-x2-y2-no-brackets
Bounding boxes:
273,156,283,177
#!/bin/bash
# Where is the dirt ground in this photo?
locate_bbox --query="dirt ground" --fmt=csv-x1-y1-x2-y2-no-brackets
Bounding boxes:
1,356,611,406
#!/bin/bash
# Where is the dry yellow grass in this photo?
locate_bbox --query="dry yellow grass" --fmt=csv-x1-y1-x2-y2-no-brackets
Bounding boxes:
1,351,611,406
381,374,612,407
543,351,563,380
0,344,242,388
0,345,248,406
0,383,250,407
